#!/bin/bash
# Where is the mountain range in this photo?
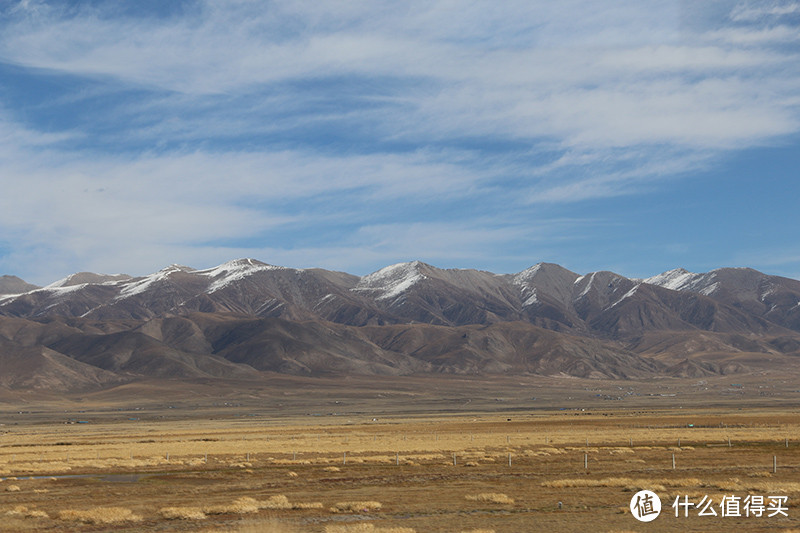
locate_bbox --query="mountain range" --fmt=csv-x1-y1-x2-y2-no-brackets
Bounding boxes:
1,259,800,391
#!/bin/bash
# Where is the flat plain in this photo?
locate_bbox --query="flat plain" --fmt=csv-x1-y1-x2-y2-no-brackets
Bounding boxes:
2,373,800,532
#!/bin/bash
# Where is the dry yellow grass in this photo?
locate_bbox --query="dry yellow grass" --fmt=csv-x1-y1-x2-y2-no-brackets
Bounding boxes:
2,408,800,532
330,501,383,513
5,484,20,492
258,494,323,510
465,493,514,504
57,506,142,524
325,525,416,533
230,497,263,514
5,505,49,519
261,495,292,510
725,480,800,493
291,501,324,510
203,494,322,515
543,477,704,489
159,506,208,520
198,518,302,532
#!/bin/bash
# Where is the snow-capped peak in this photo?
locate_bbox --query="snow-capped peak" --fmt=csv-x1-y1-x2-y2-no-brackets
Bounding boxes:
45,274,89,290
116,264,195,299
512,263,543,285
644,268,726,296
353,261,426,300
644,268,697,290
45,272,130,290
198,258,283,293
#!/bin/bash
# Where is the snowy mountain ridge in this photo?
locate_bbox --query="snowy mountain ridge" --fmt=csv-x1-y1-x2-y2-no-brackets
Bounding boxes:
1,259,799,337
2,259,800,388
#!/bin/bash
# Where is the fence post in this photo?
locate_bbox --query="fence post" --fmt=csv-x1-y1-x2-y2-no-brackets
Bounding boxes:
672,453,675,470
584,453,588,471
774,456,777,474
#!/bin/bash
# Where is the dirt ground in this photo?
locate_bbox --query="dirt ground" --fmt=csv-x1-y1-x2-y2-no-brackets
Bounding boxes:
2,396,800,532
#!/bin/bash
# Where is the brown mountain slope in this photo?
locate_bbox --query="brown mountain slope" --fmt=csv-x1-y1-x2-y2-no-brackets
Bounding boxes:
359,321,661,378
0,337,122,390
1,260,800,390
197,315,431,375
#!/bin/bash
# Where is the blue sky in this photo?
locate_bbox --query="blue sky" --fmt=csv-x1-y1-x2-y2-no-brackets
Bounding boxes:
1,0,799,285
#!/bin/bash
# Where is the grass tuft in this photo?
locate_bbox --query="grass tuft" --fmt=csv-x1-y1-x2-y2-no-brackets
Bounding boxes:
6,505,49,519
465,493,514,504
330,501,383,513
58,507,142,524
160,506,207,520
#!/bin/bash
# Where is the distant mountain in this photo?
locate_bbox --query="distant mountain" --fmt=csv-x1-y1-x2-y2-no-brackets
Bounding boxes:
645,267,800,332
0,275,40,295
1,259,799,391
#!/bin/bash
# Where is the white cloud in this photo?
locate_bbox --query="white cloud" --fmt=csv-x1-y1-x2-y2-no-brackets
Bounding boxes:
1,1,799,281
730,1,800,22
3,1,797,152
0,108,496,281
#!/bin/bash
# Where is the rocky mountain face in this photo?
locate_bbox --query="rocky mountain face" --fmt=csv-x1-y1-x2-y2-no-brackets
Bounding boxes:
1,259,799,390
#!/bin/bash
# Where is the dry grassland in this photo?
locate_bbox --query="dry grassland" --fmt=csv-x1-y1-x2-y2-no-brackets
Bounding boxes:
1,408,799,531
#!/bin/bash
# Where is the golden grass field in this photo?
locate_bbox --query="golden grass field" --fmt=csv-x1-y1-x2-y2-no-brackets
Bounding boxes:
2,401,800,532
